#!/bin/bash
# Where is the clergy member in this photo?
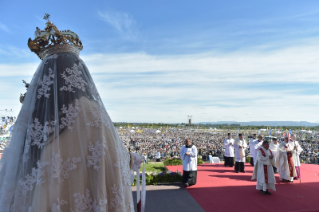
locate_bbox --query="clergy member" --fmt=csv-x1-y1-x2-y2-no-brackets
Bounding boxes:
234,133,247,173
223,133,235,167
252,140,276,195
253,135,264,165
249,134,257,166
290,134,303,180
276,134,296,182
180,139,197,187
156,150,161,162
269,137,279,173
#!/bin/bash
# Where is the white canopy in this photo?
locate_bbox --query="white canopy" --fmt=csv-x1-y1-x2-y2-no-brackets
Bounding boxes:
130,130,135,133
155,130,161,133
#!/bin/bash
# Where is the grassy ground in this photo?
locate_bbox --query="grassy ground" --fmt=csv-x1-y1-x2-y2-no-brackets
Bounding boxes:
140,162,166,172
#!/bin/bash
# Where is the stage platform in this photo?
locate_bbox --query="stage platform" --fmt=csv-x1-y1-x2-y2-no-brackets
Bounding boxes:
166,163,319,212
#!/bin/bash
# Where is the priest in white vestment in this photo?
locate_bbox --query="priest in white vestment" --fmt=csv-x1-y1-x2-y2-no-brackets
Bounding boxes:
180,139,197,187
252,140,276,195
248,134,257,166
252,135,264,165
223,133,234,167
276,135,297,182
290,134,303,180
269,137,279,173
233,133,247,173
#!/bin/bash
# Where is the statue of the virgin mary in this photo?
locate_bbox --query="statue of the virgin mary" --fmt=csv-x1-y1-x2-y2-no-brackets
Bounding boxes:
0,14,141,212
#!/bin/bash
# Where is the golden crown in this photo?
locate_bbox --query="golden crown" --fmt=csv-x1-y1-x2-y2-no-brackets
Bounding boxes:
28,14,83,60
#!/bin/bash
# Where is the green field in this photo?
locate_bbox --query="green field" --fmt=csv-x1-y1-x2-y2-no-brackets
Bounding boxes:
140,162,166,172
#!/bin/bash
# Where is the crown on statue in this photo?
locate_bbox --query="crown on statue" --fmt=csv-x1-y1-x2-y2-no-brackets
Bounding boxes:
28,14,83,60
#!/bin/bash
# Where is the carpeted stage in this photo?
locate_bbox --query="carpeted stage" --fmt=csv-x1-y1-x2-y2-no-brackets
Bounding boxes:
166,163,319,212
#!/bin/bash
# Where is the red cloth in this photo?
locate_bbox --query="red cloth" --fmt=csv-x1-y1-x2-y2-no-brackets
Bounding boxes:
285,145,294,177
166,164,319,212
259,148,272,183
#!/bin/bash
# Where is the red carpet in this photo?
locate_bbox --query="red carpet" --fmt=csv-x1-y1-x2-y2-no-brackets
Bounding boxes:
166,163,319,212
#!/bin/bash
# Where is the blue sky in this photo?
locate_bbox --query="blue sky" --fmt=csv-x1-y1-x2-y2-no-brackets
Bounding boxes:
1,0,319,123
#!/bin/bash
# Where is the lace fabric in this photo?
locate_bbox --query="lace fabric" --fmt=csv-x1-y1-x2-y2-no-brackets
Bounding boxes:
0,52,134,212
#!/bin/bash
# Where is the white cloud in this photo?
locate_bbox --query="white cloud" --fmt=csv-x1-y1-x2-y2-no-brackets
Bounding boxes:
0,45,34,59
2,42,319,123
0,22,9,33
98,10,139,40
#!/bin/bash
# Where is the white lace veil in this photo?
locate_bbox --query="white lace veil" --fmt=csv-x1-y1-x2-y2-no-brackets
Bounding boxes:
0,52,134,211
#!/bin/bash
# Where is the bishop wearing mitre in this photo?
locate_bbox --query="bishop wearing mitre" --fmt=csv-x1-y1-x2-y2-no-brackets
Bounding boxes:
276,134,297,182
252,140,276,195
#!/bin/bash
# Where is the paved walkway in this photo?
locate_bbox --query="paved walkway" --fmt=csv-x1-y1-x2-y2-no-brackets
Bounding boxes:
132,184,205,212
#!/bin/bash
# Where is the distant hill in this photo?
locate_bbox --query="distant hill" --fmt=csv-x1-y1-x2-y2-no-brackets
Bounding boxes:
197,121,319,127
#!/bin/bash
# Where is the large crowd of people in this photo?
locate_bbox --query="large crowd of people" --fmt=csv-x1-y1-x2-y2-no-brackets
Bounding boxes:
118,127,319,164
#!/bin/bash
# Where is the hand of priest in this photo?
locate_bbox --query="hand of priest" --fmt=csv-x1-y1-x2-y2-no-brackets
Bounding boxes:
185,152,190,156
269,155,274,159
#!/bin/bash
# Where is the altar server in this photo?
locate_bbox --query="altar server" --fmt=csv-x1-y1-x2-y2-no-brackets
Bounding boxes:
249,134,257,166
276,134,296,182
223,133,234,167
234,133,247,173
290,134,303,180
252,140,276,195
269,137,279,173
180,139,197,187
156,151,161,162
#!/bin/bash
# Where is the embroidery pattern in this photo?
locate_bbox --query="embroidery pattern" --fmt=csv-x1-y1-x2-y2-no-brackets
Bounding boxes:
92,199,108,212
60,63,87,92
87,140,107,171
18,161,50,195
86,104,111,128
60,99,80,131
88,81,100,102
73,189,93,212
24,119,56,159
37,68,55,99
51,198,68,212
109,184,124,212
52,151,81,183
113,144,131,186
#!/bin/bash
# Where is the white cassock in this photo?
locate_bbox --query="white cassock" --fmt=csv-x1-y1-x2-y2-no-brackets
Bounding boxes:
289,140,303,167
249,138,256,157
180,145,197,171
276,142,297,181
223,138,234,157
269,142,279,163
252,140,263,165
252,147,276,191
234,139,247,162
156,152,161,159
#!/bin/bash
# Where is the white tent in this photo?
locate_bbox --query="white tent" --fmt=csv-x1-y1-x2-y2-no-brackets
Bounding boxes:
155,130,161,133
130,130,135,133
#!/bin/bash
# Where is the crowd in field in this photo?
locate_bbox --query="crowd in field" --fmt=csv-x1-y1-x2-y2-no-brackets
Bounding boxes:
118,128,319,164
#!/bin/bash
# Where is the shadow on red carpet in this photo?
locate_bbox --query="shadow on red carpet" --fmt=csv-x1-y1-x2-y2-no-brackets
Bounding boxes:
166,163,319,212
